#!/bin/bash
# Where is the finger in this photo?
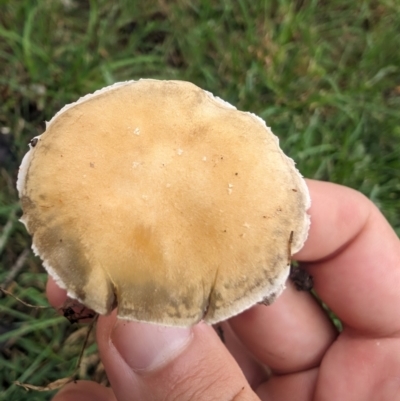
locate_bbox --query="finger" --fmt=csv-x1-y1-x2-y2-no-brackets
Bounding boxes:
294,179,373,262
46,276,67,309
229,281,336,374
52,380,116,401
46,277,96,323
96,311,260,401
256,368,318,401
297,180,400,335
315,334,400,400
215,322,269,389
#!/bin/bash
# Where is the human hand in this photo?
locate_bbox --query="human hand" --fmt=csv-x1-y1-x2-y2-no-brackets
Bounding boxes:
47,179,400,401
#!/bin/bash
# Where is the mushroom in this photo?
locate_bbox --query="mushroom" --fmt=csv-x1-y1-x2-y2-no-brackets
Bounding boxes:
17,79,310,327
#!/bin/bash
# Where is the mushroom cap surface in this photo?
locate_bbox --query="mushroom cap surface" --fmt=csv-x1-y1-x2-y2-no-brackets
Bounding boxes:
17,80,310,327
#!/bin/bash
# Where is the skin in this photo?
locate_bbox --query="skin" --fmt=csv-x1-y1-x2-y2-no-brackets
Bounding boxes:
48,179,400,401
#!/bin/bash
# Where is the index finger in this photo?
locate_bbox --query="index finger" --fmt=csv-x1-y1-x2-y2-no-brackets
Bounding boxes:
296,180,400,336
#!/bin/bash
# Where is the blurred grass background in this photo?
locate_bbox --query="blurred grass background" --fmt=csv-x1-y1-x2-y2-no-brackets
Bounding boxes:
0,0,399,398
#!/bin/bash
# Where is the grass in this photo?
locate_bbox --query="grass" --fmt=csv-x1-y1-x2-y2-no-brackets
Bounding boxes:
0,0,399,398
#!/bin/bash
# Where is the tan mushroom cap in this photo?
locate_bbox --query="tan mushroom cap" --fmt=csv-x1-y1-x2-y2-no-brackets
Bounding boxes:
17,79,310,327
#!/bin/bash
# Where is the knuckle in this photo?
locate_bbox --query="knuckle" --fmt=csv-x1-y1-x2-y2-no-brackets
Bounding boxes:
164,355,254,401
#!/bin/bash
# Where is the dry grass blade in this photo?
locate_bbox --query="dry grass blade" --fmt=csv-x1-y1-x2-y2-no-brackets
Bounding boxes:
14,377,75,392
0,288,49,309
12,315,99,392
76,314,98,370
0,248,30,291
0,209,17,256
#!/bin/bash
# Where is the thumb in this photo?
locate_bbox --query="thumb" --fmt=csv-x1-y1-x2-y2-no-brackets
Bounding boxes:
97,311,259,401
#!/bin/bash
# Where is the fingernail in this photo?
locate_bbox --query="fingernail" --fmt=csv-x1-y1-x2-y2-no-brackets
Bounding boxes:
111,320,193,372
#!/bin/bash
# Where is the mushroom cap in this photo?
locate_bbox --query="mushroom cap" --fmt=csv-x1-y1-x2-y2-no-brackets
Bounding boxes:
17,80,310,327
